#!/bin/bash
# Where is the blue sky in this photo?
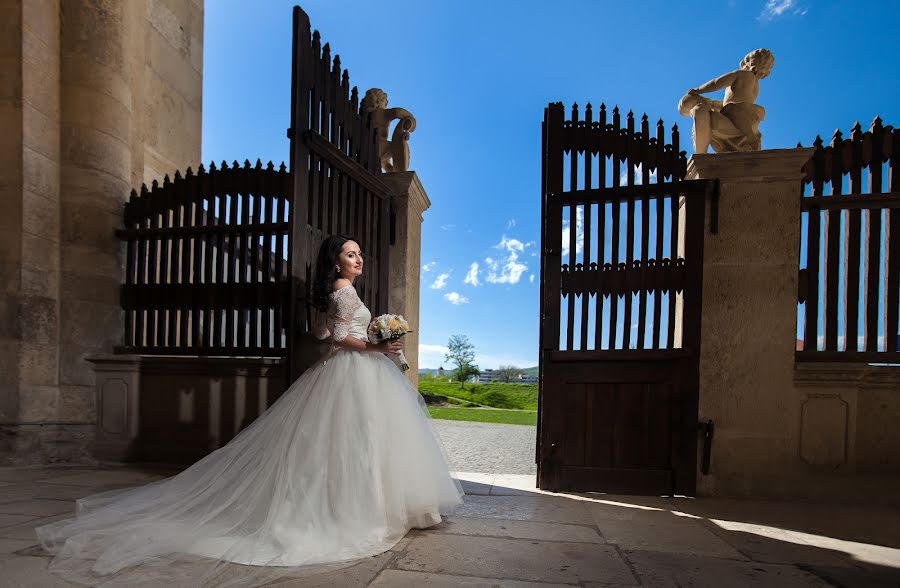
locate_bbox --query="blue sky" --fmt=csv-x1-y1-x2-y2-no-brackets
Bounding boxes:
202,0,900,369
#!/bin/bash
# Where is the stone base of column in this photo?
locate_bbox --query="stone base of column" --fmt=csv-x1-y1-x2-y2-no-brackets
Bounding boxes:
380,171,431,388
0,424,95,466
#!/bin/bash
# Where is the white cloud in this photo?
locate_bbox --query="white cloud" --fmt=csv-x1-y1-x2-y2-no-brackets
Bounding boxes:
619,164,658,186
441,224,456,231
418,343,450,369
474,352,537,370
529,274,536,284
485,235,529,284
422,261,435,273
464,262,481,286
444,291,469,305
759,0,807,20
506,218,517,230
430,272,450,290
560,207,584,258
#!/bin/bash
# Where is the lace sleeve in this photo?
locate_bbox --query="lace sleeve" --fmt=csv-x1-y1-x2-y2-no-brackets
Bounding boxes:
328,286,360,342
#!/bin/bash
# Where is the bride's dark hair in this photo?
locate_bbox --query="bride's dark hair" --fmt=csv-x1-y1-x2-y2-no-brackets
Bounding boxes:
312,234,358,312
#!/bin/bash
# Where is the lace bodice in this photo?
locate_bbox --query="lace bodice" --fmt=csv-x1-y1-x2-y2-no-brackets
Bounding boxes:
326,285,371,342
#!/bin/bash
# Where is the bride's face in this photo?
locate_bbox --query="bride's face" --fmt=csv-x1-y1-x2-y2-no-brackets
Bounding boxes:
337,240,363,280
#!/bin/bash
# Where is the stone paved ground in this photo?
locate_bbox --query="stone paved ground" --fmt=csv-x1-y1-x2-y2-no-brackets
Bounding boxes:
431,420,537,475
2,466,900,587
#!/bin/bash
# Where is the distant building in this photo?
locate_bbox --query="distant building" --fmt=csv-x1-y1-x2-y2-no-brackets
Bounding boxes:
476,369,537,384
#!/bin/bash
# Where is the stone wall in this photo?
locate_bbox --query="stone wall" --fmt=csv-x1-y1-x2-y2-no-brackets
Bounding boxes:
689,149,900,505
0,0,204,465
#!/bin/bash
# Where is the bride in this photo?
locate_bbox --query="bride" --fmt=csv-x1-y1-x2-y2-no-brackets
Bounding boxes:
35,234,465,587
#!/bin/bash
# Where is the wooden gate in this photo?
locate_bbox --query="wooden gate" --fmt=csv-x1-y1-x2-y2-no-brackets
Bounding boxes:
537,102,715,495
115,6,393,387
286,6,393,382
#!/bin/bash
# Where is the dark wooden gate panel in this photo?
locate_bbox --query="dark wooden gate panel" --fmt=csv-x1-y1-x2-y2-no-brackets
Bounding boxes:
287,6,393,382
538,102,713,495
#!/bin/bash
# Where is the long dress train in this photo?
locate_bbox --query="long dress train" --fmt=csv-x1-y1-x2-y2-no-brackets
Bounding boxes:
35,285,464,586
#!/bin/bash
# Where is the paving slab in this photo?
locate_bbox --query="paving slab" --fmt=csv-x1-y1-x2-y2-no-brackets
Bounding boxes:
370,569,577,587
450,495,593,526
39,470,166,487
800,562,900,588
0,482,93,504
0,467,94,484
0,537,38,555
593,515,747,560
625,550,831,587
455,474,494,496
265,552,393,587
395,533,637,585
0,513,39,529
0,554,77,587
0,499,75,517
705,518,859,567
0,513,71,540
432,515,603,543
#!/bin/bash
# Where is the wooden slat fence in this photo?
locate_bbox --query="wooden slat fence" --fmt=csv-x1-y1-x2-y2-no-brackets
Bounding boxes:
798,117,900,362
542,102,707,355
116,160,292,356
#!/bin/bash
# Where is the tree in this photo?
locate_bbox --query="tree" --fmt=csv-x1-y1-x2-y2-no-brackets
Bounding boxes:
496,364,523,383
445,334,478,388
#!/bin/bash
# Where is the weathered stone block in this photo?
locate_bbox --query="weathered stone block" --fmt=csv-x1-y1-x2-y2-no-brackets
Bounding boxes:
22,191,60,243
60,243,123,279
17,294,57,344
60,270,118,305
22,0,60,48
22,147,59,201
58,166,130,214
17,383,59,421
59,383,94,423
58,85,131,145
60,125,131,181
18,341,58,386
60,203,120,250
146,26,202,108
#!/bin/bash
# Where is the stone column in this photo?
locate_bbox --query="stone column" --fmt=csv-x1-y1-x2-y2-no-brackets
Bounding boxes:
687,148,813,497
381,172,431,387
56,0,140,457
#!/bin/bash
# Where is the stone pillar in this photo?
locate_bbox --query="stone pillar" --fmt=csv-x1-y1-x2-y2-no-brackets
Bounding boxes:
687,148,813,497
0,0,203,465
381,172,431,387
57,0,139,455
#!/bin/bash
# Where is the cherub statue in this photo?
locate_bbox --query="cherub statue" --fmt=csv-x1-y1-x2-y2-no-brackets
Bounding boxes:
362,88,417,173
678,48,775,153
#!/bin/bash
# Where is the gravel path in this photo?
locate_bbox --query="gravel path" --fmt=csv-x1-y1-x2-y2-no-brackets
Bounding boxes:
431,419,537,475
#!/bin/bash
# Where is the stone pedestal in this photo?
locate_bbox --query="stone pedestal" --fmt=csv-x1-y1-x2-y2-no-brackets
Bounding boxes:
687,148,813,497
89,355,284,464
380,172,431,388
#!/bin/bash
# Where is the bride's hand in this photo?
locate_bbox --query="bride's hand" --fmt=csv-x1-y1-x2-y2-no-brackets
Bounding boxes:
376,340,403,355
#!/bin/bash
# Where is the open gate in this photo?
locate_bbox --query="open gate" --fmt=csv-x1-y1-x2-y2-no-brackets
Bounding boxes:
286,6,393,383
537,102,716,495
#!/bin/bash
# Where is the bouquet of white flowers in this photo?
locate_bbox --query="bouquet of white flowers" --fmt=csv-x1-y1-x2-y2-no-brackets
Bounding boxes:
369,314,412,371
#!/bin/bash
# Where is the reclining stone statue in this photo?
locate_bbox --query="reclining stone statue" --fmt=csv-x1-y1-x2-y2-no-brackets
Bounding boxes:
678,48,775,153
363,88,417,172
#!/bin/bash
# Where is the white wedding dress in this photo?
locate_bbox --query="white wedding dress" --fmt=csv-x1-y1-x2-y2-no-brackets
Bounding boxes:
35,285,464,587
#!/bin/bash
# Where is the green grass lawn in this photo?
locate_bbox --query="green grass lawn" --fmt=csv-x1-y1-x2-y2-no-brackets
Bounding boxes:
419,379,537,410
427,406,537,426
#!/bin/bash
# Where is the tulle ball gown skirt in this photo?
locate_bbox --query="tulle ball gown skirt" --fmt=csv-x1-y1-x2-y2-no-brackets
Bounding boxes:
35,349,465,587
